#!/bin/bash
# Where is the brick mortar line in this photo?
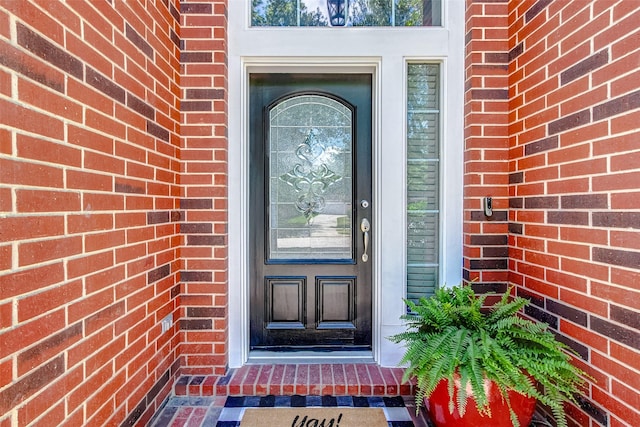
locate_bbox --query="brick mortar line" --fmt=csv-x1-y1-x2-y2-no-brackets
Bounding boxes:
532,4,630,41
508,111,636,141
0,98,181,155
0,160,179,184
3,312,179,379
8,21,179,105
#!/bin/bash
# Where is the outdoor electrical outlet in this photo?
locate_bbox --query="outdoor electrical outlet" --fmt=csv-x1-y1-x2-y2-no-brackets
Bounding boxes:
161,315,172,333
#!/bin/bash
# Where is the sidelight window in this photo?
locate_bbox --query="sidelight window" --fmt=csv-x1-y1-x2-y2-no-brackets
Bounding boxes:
406,63,440,304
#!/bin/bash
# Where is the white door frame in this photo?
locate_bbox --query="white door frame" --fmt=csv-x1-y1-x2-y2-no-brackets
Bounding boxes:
227,1,465,368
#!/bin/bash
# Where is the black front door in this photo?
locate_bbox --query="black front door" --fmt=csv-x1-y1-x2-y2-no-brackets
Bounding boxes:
249,74,372,350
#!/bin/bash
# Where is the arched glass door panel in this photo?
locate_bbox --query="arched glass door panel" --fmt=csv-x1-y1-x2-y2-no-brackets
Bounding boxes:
268,94,354,261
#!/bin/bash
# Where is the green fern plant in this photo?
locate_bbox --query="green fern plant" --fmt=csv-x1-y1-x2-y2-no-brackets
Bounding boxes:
389,285,589,427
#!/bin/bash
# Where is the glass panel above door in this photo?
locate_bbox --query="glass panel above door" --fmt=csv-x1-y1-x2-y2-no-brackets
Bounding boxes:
251,0,442,27
268,95,353,261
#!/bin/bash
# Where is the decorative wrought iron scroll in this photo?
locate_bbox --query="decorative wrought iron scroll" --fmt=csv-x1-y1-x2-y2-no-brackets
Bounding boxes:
280,129,342,224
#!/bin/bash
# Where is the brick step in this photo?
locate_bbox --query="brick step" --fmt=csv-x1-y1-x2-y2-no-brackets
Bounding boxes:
174,364,415,397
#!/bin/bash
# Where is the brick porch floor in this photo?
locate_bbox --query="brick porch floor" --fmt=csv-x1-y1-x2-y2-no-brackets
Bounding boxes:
147,363,429,426
152,363,551,426
149,395,429,427
174,364,417,397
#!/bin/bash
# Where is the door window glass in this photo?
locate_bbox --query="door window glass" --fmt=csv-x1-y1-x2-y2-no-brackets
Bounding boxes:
406,63,440,303
268,95,353,260
251,0,442,27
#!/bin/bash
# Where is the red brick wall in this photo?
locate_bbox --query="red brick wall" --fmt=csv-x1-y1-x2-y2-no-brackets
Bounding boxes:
178,0,228,377
0,1,183,425
463,0,511,290
467,1,640,426
2,0,637,425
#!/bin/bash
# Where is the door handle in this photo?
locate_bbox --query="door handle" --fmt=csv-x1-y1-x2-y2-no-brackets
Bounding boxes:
360,218,370,262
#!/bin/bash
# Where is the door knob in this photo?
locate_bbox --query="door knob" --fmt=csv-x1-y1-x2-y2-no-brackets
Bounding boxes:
360,218,370,262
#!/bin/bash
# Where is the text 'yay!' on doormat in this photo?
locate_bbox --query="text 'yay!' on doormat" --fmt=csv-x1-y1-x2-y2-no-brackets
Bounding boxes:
240,407,388,427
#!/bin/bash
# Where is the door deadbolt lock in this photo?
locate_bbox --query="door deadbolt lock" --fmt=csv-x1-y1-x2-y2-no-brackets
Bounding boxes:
360,199,369,208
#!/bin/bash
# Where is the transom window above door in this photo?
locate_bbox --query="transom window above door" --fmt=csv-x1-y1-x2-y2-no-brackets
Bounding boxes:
251,0,442,27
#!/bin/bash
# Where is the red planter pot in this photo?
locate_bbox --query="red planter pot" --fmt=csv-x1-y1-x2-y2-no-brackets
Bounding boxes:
424,378,537,427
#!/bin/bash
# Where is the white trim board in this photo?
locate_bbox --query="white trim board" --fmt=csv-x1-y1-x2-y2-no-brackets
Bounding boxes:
228,1,465,368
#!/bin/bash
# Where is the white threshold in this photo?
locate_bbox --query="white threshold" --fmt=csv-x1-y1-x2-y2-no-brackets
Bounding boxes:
247,350,375,365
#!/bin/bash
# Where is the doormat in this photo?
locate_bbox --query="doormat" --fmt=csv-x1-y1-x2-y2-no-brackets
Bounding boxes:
216,395,414,427
240,407,388,427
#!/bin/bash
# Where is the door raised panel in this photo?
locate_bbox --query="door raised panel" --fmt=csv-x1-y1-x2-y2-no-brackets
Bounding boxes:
265,277,305,329
316,277,356,329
